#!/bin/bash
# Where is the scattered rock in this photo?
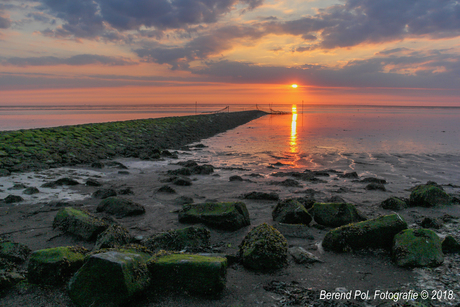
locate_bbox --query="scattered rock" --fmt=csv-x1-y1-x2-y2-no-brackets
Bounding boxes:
143,226,210,252
105,161,128,169
381,197,408,210
288,247,322,264
173,176,192,186
0,240,31,263
178,202,250,231
177,160,198,167
272,199,312,225
392,228,443,267
54,177,80,186
309,203,366,228
0,169,11,177
118,170,130,175
94,224,132,250
147,252,227,296
53,207,108,241
322,214,408,252
92,188,117,199
420,217,443,229
118,187,134,195
23,187,39,195
69,251,150,306
28,246,88,285
97,197,146,218
85,178,102,186
324,195,346,203
271,179,301,187
365,183,386,191
243,191,279,201
409,182,451,207
4,195,24,203
174,196,194,206
7,183,27,190
90,161,104,169
442,235,460,253
191,164,214,175
157,185,176,194
0,271,25,289
339,172,359,179
229,175,243,182
239,223,288,271
168,167,192,176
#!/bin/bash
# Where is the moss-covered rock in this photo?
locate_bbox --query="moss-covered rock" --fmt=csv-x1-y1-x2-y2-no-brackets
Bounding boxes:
68,251,150,307
239,223,288,271
309,203,366,227
0,240,31,263
147,252,227,296
392,229,443,267
94,224,132,250
409,182,451,207
442,235,460,253
272,199,312,225
53,207,108,241
28,246,88,285
97,197,145,217
322,214,408,252
381,197,408,210
143,226,210,252
178,202,250,231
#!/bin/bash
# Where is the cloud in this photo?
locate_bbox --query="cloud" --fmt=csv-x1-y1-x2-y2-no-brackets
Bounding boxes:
0,11,12,29
190,48,460,89
277,0,460,49
135,25,266,69
2,54,137,67
37,0,265,39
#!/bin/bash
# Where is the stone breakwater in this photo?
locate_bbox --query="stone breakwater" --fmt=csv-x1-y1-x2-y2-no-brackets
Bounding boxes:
0,110,266,174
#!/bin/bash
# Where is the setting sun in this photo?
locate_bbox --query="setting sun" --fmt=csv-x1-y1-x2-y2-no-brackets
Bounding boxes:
291,84,298,88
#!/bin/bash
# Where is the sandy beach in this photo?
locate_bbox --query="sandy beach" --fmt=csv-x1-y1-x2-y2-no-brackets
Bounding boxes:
1,111,460,306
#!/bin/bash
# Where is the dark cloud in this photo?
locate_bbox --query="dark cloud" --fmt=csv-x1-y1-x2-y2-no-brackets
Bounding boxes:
191,48,460,89
37,0,265,39
0,11,12,29
3,54,137,67
135,25,265,69
278,0,460,49
26,12,56,24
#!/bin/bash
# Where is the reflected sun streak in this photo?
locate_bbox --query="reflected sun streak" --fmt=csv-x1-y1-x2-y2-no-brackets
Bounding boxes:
290,105,298,153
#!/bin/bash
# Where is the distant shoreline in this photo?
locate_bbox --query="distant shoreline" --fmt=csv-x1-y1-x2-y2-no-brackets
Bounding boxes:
0,110,266,175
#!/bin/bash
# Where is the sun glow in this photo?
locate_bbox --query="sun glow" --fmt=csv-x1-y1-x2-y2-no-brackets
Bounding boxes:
291,84,298,88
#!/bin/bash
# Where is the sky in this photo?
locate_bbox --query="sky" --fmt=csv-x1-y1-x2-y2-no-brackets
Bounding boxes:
1,0,460,106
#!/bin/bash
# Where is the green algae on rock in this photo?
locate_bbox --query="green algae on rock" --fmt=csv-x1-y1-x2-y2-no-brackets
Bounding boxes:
392,228,444,268
178,201,250,231
0,240,31,264
147,252,227,296
143,226,210,253
0,111,265,173
28,246,88,285
409,182,452,207
239,223,288,271
53,207,108,241
96,197,145,217
272,199,312,225
94,224,132,251
322,214,408,252
309,202,366,228
381,197,408,210
68,251,150,307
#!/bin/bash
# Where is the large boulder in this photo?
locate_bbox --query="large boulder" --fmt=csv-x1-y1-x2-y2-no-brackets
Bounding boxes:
28,246,88,285
392,229,443,268
143,226,210,252
97,197,145,218
178,202,250,231
147,252,227,296
409,182,451,207
68,251,150,307
272,199,312,225
322,214,408,252
53,207,108,241
239,223,288,271
94,224,132,250
381,197,408,210
309,203,366,227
